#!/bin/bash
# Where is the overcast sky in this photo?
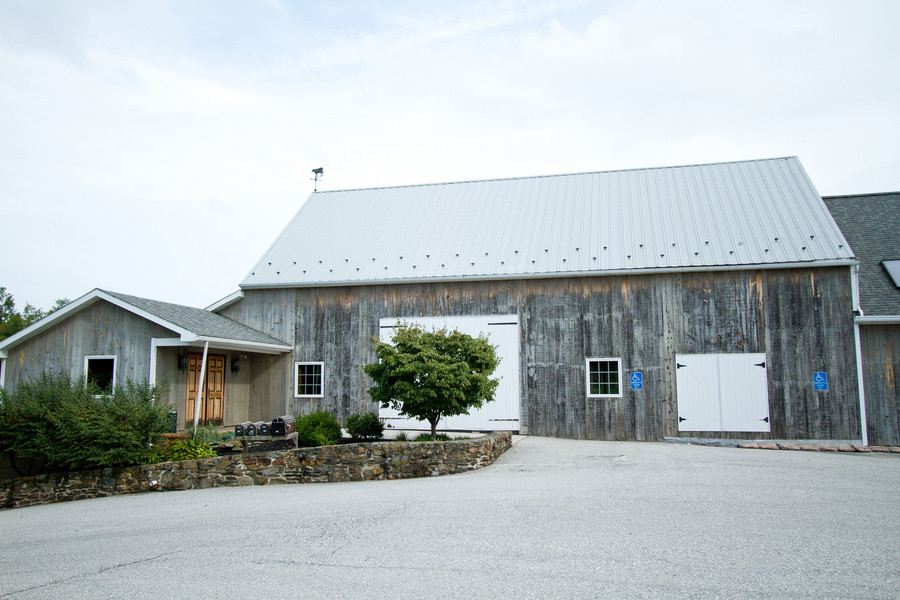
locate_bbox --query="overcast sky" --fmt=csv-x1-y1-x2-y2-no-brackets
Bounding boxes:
2,0,898,311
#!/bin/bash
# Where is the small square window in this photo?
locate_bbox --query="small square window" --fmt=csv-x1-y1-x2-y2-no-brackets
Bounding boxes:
84,355,117,393
294,362,324,398
586,358,622,398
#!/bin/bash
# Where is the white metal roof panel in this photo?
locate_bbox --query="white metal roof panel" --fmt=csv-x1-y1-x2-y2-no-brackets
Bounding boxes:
242,157,854,289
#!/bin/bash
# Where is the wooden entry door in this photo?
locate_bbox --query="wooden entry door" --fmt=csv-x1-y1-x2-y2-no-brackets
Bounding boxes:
186,353,226,426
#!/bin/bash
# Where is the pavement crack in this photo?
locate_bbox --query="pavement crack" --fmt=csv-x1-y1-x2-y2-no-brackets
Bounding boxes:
0,552,177,598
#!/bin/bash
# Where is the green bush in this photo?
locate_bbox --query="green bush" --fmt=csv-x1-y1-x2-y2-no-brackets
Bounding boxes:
193,423,232,445
0,373,171,471
413,433,455,442
163,439,217,461
345,412,384,441
296,410,342,447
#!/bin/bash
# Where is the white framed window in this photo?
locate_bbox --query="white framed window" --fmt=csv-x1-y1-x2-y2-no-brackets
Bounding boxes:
294,361,324,398
586,358,622,398
84,355,117,393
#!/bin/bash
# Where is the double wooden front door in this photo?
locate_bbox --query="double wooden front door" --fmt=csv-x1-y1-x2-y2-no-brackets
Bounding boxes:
186,353,225,426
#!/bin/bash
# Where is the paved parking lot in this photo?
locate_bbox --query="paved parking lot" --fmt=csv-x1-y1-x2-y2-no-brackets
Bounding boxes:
1,437,898,599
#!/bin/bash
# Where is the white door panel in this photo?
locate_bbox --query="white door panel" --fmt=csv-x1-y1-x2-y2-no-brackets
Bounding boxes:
676,353,770,433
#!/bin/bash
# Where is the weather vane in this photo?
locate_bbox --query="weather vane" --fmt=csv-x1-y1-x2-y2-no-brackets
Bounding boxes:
311,167,324,192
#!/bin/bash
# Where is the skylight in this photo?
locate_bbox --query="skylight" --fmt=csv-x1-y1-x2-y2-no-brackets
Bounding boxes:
883,260,900,287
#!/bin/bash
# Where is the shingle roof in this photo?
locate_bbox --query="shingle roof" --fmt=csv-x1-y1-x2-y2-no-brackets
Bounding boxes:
0,289,291,354
823,192,900,316
242,157,853,289
101,290,289,345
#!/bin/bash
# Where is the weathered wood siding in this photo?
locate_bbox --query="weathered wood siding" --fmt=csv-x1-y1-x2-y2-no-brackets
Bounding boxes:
859,324,900,446
3,301,174,391
226,266,859,441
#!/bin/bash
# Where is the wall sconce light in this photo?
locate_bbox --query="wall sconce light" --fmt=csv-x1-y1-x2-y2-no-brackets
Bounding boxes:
231,357,241,374
178,353,188,372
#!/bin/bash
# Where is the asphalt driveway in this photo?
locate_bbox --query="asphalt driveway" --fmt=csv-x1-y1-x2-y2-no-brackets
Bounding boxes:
1,437,898,599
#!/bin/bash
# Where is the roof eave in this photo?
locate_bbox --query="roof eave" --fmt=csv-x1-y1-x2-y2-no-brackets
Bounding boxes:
239,259,858,291
0,289,194,353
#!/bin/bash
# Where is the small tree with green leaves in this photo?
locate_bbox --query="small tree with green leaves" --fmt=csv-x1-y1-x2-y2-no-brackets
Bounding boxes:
364,324,500,437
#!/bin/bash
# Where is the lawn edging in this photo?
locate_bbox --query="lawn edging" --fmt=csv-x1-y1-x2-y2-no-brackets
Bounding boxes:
1,431,512,510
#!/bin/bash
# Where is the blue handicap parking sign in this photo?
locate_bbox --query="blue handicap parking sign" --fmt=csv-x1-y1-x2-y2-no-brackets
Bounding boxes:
630,372,643,390
814,372,827,391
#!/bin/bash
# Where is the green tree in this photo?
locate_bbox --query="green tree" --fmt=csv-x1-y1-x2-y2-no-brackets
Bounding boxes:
364,324,500,437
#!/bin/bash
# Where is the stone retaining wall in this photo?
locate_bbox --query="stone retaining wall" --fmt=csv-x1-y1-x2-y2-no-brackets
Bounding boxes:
1,432,511,510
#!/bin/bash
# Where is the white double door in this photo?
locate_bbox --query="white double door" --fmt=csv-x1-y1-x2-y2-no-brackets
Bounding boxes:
676,353,771,432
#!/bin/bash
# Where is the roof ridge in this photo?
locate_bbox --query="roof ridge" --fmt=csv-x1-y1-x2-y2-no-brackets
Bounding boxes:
315,156,799,195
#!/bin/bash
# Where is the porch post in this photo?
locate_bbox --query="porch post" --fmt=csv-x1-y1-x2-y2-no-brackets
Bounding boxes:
148,339,158,387
192,341,210,436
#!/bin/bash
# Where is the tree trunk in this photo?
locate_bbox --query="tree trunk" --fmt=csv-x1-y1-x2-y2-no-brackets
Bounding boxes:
430,418,438,438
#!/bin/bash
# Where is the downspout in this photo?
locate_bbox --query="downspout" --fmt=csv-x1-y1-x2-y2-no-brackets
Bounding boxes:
192,341,210,436
851,264,869,446
0,357,5,391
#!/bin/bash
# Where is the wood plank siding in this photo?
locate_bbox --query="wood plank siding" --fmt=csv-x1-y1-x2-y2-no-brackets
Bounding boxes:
3,301,174,390
224,266,860,441
859,324,900,446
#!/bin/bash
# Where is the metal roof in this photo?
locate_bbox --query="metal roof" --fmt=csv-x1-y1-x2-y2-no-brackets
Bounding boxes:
242,157,854,290
824,192,900,317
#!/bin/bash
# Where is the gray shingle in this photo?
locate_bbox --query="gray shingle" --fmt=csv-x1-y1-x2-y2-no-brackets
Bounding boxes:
102,290,289,346
823,192,900,316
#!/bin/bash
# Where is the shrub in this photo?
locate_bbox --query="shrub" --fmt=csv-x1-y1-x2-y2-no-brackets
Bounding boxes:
193,423,232,445
413,433,454,442
296,410,342,447
0,373,171,472
345,412,384,441
394,432,408,441
163,439,217,461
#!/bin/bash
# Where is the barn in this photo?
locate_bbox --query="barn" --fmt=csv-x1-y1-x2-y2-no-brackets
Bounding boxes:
210,156,864,441
823,192,900,446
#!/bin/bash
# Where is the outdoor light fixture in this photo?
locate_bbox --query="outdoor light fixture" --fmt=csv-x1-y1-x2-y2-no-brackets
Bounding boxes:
178,353,188,372
231,357,241,374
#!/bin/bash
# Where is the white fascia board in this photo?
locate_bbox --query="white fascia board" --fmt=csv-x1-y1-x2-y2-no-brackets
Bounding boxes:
94,290,194,338
195,336,292,354
856,315,900,325
0,288,105,352
205,290,244,313
0,289,197,353
152,336,290,354
240,258,859,291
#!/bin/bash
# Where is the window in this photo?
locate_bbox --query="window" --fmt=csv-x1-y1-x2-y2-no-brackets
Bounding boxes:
586,358,622,398
84,355,117,393
294,362,324,398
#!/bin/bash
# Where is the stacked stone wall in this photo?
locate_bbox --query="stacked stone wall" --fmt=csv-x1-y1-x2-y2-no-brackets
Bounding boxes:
1,432,512,509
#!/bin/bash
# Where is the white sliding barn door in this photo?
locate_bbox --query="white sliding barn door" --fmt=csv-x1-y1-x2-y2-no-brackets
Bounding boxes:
676,353,770,432
377,315,520,432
